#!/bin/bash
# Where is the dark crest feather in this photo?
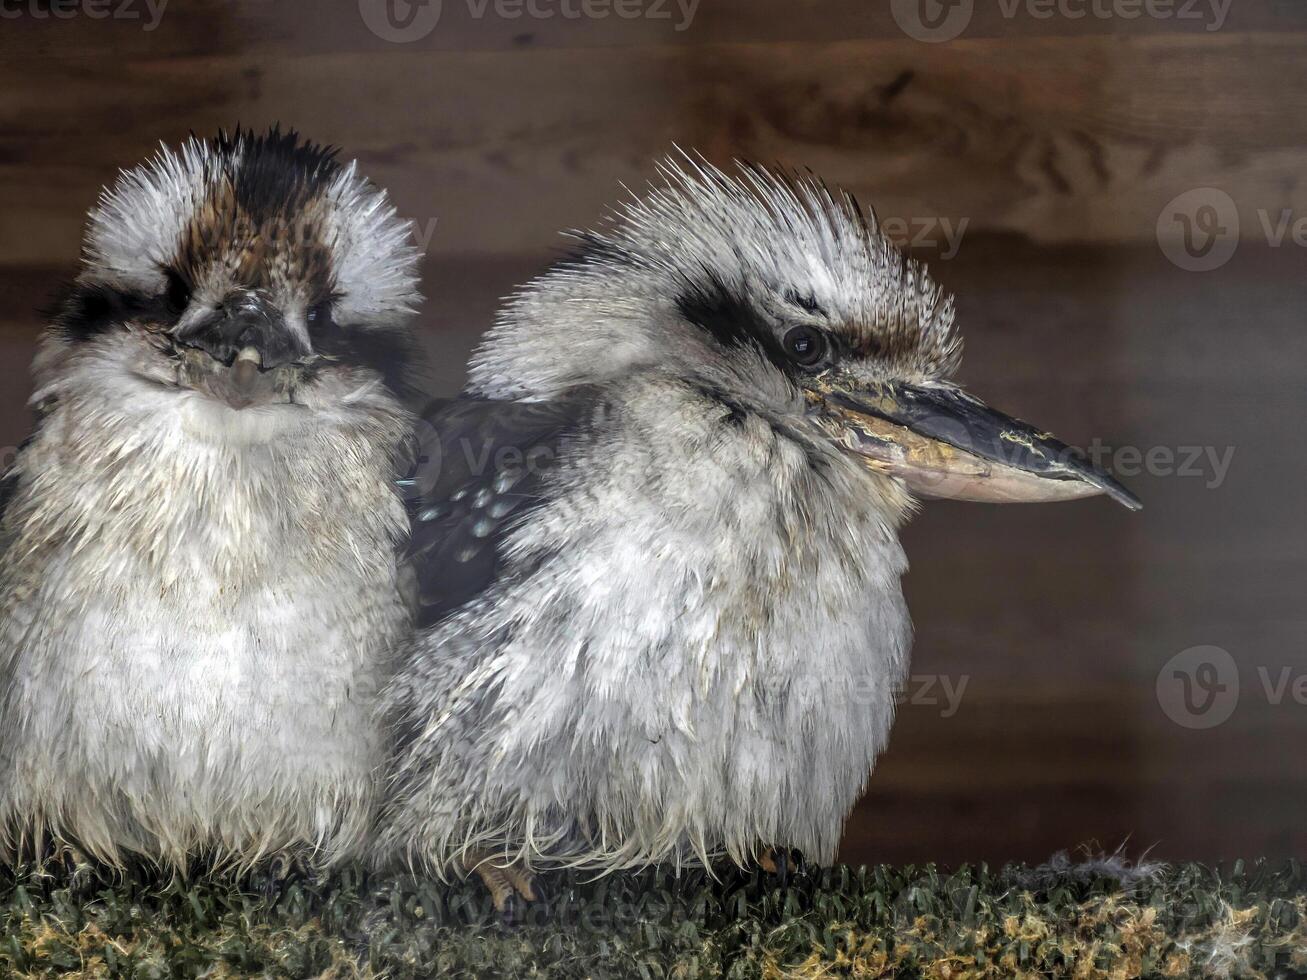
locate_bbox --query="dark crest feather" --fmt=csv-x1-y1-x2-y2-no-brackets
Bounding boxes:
209,125,342,217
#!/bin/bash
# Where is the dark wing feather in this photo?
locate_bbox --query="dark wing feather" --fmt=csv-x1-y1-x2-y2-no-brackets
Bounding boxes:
399,393,592,629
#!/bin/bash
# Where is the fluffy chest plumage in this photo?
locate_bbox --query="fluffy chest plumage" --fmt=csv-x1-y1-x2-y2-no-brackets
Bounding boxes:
0,379,411,864
391,380,914,868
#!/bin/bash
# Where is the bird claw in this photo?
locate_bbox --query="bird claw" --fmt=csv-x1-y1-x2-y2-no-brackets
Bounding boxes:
498,891,525,927
463,853,537,924
251,852,313,906
758,847,805,887
37,841,96,887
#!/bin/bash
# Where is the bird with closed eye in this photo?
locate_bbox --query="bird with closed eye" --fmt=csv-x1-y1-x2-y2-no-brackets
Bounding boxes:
0,128,420,869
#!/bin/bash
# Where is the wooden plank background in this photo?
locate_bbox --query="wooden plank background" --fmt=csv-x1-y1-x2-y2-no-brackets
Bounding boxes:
2,0,1305,867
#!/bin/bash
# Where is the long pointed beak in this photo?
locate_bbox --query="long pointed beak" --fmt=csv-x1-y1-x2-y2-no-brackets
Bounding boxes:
806,380,1141,510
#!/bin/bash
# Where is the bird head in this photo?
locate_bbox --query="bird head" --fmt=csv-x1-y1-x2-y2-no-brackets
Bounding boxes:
44,127,420,426
471,156,1140,518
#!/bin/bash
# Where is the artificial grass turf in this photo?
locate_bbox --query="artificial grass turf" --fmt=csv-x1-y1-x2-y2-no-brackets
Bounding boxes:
0,857,1304,979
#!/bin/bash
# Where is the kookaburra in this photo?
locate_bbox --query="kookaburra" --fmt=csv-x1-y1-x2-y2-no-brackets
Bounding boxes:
0,129,420,867
376,158,1140,907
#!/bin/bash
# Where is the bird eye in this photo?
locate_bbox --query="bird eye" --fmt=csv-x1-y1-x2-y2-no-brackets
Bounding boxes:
782,325,827,368
164,270,191,316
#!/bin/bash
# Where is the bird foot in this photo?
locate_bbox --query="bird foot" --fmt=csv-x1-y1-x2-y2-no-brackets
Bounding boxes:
758,847,805,886
463,852,537,924
248,852,316,906
39,841,97,886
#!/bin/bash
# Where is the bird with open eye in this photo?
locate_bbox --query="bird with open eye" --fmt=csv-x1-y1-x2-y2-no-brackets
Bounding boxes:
0,128,421,869
375,157,1141,912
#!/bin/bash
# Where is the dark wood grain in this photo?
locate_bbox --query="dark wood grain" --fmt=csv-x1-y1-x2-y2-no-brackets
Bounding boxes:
2,32,1307,268
1,4,1304,866
0,0,1301,64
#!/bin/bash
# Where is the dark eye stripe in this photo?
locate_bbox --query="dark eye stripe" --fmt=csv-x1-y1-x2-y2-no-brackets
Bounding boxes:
676,274,837,376
49,281,177,342
675,272,766,353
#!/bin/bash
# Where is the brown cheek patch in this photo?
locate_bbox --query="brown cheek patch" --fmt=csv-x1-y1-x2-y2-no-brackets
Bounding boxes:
840,322,921,366
841,313,959,378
